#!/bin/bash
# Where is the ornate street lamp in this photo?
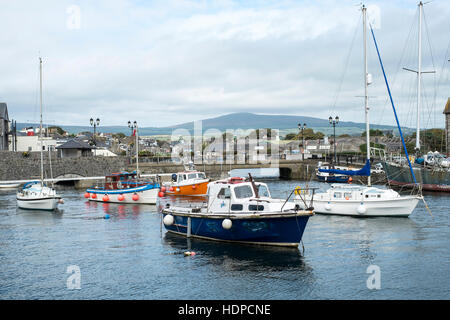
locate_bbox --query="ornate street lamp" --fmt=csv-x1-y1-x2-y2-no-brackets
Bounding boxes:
298,123,307,161
329,116,339,163
90,117,100,155
128,120,139,176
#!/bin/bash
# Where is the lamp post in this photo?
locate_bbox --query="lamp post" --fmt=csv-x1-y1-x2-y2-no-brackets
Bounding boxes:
90,117,100,156
128,120,139,176
298,123,306,161
329,116,339,163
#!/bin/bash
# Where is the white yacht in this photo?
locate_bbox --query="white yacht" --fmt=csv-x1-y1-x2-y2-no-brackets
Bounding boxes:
17,58,62,211
301,5,422,217
301,184,419,217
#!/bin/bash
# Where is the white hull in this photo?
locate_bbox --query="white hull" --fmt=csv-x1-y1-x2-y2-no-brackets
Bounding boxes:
0,183,21,189
17,196,59,210
310,196,420,217
87,188,159,204
17,184,61,211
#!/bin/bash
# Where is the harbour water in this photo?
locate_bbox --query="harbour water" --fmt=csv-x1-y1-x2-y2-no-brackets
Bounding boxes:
0,180,448,300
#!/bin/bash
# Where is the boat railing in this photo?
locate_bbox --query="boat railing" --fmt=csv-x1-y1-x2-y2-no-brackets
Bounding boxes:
281,187,317,212
91,176,159,190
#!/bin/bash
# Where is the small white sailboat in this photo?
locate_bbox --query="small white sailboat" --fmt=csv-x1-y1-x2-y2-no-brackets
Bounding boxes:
17,57,62,211
300,5,422,217
0,183,21,189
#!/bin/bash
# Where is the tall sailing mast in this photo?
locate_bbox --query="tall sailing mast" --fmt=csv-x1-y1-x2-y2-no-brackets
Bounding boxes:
39,57,44,186
403,1,435,153
363,5,371,187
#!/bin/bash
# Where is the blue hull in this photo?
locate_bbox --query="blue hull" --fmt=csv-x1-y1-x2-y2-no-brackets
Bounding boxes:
162,213,311,247
317,175,349,183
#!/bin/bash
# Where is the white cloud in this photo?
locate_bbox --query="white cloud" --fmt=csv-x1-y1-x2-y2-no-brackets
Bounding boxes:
0,0,448,129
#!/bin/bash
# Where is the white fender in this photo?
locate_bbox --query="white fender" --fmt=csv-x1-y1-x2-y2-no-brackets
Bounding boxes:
163,214,174,226
222,219,232,230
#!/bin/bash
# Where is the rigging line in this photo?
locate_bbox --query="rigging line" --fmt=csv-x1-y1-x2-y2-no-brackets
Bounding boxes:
377,7,419,127
330,11,361,116
422,8,438,128
369,24,418,185
435,41,450,110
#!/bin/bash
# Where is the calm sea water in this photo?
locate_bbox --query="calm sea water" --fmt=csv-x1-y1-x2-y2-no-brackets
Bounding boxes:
0,180,448,300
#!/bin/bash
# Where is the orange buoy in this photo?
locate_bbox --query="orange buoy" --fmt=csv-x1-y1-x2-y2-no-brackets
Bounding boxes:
118,194,125,201
84,192,90,198
158,192,164,197
132,193,139,201
102,195,109,202
91,193,97,199
348,177,353,183
169,187,174,192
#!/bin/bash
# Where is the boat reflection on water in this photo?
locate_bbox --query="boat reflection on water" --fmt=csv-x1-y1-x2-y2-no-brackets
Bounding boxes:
84,200,156,219
162,231,313,272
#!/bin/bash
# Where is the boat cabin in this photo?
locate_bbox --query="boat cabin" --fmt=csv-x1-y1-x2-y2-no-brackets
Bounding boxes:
318,184,398,201
206,177,279,213
172,171,207,184
104,172,147,190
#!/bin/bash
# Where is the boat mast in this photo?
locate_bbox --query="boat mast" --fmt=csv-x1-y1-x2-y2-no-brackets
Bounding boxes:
416,1,423,152
39,57,44,186
363,5,371,187
136,123,139,177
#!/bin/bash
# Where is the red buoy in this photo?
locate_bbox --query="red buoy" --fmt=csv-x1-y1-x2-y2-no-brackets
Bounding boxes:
118,194,125,201
132,193,139,201
161,186,166,192
158,192,164,197
91,193,97,199
84,192,90,198
169,187,174,192
102,195,110,202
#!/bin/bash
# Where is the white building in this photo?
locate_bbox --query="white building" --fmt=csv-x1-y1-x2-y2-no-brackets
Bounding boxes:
10,135,57,152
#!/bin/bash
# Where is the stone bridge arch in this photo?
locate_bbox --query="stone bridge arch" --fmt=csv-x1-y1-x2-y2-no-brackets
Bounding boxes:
53,173,86,186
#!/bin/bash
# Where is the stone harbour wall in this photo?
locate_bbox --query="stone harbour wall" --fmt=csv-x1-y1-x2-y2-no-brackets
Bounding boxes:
0,151,129,181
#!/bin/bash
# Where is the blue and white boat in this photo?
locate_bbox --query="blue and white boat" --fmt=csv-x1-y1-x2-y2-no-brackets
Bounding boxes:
85,171,160,204
161,176,314,247
316,162,351,183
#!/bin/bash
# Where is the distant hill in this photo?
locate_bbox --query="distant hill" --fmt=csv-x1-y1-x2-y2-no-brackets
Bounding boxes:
16,112,407,137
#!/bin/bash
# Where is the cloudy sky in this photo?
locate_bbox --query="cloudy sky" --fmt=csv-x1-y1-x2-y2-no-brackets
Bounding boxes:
0,0,449,129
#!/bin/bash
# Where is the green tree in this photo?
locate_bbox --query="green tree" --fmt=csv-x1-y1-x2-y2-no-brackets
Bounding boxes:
361,129,384,137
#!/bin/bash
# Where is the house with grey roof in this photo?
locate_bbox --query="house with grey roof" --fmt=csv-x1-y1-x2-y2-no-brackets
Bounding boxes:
56,139,96,158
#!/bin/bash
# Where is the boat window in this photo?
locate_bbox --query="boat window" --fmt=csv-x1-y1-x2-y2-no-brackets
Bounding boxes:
188,173,197,180
217,188,231,199
344,192,352,199
198,173,206,179
231,204,243,211
249,204,264,211
257,184,270,197
333,192,342,199
234,185,254,199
